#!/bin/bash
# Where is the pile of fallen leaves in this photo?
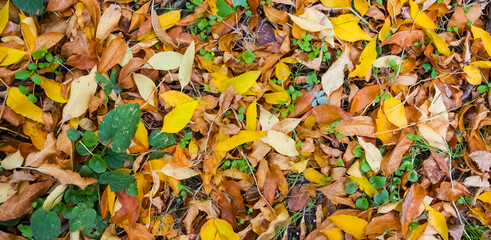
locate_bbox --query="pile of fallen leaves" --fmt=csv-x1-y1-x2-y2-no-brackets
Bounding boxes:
1,0,491,239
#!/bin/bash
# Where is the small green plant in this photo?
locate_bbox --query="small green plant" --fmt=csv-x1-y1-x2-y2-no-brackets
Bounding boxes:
237,50,255,63
180,132,193,149
187,14,220,41
477,82,491,93
199,48,215,61
186,0,203,11
237,107,245,120
220,158,250,173
374,91,391,104
286,85,302,102
311,90,328,107
422,62,438,79
95,69,122,104
305,72,320,90
260,0,272,5
326,120,344,139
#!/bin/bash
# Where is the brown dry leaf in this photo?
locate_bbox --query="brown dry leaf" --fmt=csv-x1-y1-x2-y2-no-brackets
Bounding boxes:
24,133,58,167
381,128,414,176
334,116,375,138
98,37,126,73
96,4,121,40
35,164,97,189
0,180,52,221
34,32,64,52
400,184,426,235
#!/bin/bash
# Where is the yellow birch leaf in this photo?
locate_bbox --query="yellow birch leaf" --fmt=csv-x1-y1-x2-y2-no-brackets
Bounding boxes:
353,0,369,15
349,176,378,197
424,203,448,240
275,62,291,81
179,41,195,90
246,100,257,131
201,219,239,240
220,71,261,94
40,77,68,103
472,61,491,68
409,0,418,19
6,87,43,123
471,25,491,57
348,36,377,78
418,123,448,151
303,168,326,184
357,136,382,172
289,14,330,32
321,228,343,240
20,17,37,53
145,51,183,71
477,191,491,204
379,17,391,41
133,73,157,107
331,14,372,42
189,137,198,158
264,92,291,104
425,29,450,56
1,151,23,170
383,96,408,128
129,121,149,153
0,47,27,66
0,0,9,34
322,46,349,98
267,130,299,157
216,131,267,152
408,222,428,240
62,71,98,122
160,90,194,107
463,65,482,85
23,120,47,150
375,108,393,144
328,214,368,239
410,1,436,29
161,100,198,133
159,10,180,31
107,186,116,215
321,0,351,8
291,160,308,173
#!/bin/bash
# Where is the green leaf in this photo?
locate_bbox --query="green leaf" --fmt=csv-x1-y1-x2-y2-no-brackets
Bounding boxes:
98,103,141,153
15,70,31,80
67,128,80,141
89,154,107,173
216,0,235,17
355,197,369,210
82,131,98,148
99,172,135,192
241,51,255,63
408,171,419,182
31,209,61,240
69,206,97,232
374,190,389,205
104,149,133,169
477,85,488,93
12,0,43,15
76,142,91,156
18,85,28,95
360,159,372,172
83,216,109,239
27,94,37,103
31,74,41,85
233,0,247,7
369,176,386,189
149,131,177,150
345,181,358,194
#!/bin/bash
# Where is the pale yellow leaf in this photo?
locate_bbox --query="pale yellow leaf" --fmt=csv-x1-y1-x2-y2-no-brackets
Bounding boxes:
349,36,377,78
471,25,491,57
159,163,198,180
42,185,66,211
372,55,402,68
246,100,257,131
161,100,198,133
291,160,308,173
289,14,329,32
424,203,448,240
144,51,183,71
0,47,27,66
0,183,15,203
418,123,448,151
357,136,382,172
322,46,350,98
463,65,482,85
119,47,133,66
331,14,371,42
267,130,299,156
160,90,194,107
179,41,195,89
133,73,157,107
259,107,279,131
383,96,408,128
429,83,448,125
0,0,9,34
1,151,23,170
159,10,180,31
328,214,368,239
257,205,289,240
6,87,43,123
216,131,267,153
62,71,98,122
346,161,363,178
96,4,121,40
40,77,68,103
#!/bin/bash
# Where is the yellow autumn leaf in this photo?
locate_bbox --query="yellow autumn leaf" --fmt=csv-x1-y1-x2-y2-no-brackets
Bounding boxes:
161,100,198,133
106,186,116,215
291,160,308,173
23,120,46,150
264,91,291,104
328,214,368,239
153,215,174,236
246,100,257,131
472,61,491,68
220,71,261,94
408,223,428,240
349,176,378,197
0,47,27,66
160,90,194,107
200,218,239,240
375,108,393,144
6,87,44,123
159,10,180,31
477,191,491,204
331,14,372,42
62,71,98,122
463,65,482,85
349,36,377,78
303,168,326,184
40,77,68,103
410,0,437,29
425,29,450,56
275,62,291,81
208,0,218,15
383,96,408,128
379,17,391,41
353,0,369,15
267,130,299,157
216,131,267,152
321,228,343,240
145,51,183,71
321,0,351,8
0,0,9,34
289,14,329,32
424,203,448,240
357,136,382,172
471,25,491,57
129,121,149,153
20,16,37,53
179,41,195,89
42,185,66,211
133,73,157,107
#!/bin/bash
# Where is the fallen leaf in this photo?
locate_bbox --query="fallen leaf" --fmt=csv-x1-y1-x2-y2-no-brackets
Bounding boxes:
220,71,261,94
98,37,126,73
0,180,52,221
383,95,408,128
0,47,27,66
159,163,199,180
471,25,491,56
179,41,195,89
322,46,350,98
246,100,257,131
161,100,198,133
159,10,181,31
401,184,426,234
144,51,183,71
6,87,44,123
328,214,368,239
357,136,382,172
216,131,268,152
200,218,239,240
40,77,68,103
424,203,448,240
96,4,121,40
477,191,491,204
62,71,98,122
267,130,299,157
330,14,371,42
349,36,377,78
0,0,9,34
36,164,97,189
133,73,157,108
